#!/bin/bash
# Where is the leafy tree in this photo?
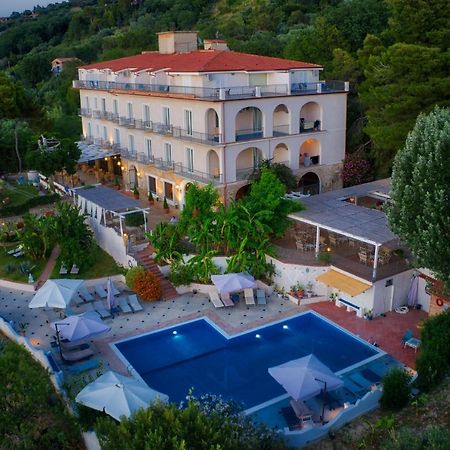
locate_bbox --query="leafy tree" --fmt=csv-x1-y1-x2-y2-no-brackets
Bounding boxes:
416,309,450,391
146,222,182,265
95,394,286,450
386,107,450,290
359,44,450,176
125,266,145,290
20,213,55,260
380,368,411,411
251,160,297,192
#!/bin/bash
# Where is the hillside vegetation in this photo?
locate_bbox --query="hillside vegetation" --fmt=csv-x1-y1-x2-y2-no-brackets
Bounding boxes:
0,0,449,176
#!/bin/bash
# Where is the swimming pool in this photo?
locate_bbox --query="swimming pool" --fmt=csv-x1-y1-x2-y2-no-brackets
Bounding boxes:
113,312,381,409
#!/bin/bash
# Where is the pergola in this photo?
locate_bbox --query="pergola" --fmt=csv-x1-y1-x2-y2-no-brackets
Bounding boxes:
288,179,400,280
77,140,119,163
70,184,149,237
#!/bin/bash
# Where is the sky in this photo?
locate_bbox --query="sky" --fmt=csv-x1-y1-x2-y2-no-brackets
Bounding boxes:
0,0,67,17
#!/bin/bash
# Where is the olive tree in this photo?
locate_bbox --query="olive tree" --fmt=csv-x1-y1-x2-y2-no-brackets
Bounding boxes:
386,107,450,291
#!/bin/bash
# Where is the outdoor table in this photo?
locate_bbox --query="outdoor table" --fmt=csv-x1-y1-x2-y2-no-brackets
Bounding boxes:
231,293,240,303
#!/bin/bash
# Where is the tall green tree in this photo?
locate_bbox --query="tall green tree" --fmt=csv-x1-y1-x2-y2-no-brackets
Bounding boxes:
386,107,450,290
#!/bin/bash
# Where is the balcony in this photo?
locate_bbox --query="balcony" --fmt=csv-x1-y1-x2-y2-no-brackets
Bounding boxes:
119,117,135,128
172,127,222,146
93,110,108,120
273,124,289,137
154,157,175,171
236,166,258,181
79,108,92,117
73,79,349,100
152,122,173,136
173,163,223,185
235,129,263,142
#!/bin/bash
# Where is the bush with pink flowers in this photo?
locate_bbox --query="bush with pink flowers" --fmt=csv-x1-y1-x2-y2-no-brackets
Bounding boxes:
341,154,374,187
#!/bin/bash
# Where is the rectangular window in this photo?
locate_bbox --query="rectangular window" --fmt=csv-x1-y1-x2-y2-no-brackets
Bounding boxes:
145,138,152,159
85,96,90,110
143,105,151,124
114,128,120,145
186,147,194,172
113,99,118,115
184,110,193,136
162,107,170,125
101,98,106,113
95,124,100,136
164,143,172,163
164,181,173,201
103,126,107,140
128,135,135,153
94,97,98,110
87,122,92,137
127,102,133,119
148,176,156,194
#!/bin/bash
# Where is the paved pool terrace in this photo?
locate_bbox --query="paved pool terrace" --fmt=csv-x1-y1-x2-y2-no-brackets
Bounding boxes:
0,284,426,381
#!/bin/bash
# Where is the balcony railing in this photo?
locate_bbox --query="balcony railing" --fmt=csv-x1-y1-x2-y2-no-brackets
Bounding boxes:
299,155,320,168
172,126,222,146
79,108,92,117
235,129,263,142
236,166,259,181
273,124,290,136
93,110,108,119
173,163,223,185
73,79,349,99
154,157,175,171
119,117,135,128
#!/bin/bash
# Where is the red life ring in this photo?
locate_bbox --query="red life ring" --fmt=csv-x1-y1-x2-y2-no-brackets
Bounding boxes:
436,297,444,307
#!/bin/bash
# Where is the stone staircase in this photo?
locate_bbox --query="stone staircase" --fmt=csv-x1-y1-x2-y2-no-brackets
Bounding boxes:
135,247,178,300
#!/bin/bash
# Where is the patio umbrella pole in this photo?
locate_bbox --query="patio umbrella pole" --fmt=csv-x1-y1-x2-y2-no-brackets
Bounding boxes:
315,378,327,424
54,322,70,361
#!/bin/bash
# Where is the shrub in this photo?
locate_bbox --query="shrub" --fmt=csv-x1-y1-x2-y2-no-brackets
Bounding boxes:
133,271,162,301
125,266,145,290
132,186,139,197
163,196,169,209
318,251,332,264
380,426,450,449
147,191,154,202
416,309,450,391
0,193,59,217
124,211,145,227
169,262,193,286
341,153,374,187
380,368,411,410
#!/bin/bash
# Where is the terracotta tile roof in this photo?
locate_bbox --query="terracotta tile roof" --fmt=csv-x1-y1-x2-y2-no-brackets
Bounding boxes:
80,50,321,73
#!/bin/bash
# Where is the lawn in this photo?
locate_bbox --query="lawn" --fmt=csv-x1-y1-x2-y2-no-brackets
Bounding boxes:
50,244,123,280
0,244,47,282
0,338,83,449
1,183,38,207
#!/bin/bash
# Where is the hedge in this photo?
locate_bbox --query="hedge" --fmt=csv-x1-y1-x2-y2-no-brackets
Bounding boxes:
0,193,59,217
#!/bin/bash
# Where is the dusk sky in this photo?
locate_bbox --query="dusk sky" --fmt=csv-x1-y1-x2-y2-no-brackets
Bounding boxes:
0,1,67,17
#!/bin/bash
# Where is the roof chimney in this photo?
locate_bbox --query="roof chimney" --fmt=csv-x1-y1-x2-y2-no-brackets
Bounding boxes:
157,31,198,54
204,39,229,51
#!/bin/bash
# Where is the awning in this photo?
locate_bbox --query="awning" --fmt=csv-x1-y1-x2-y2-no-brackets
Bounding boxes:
316,270,371,297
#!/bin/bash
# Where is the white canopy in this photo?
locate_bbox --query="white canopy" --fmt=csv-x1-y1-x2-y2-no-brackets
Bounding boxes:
211,273,256,294
75,371,169,421
268,354,343,401
51,312,111,342
29,279,84,309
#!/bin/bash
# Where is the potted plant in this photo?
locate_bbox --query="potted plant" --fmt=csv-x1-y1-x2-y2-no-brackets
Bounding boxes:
148,191,154,205
114,177,121,190
19,322,28,336
330,292,338,302
133,186,139,199
306,281,314,298
296,283,305,299
163,196,170,213
364,309,373,320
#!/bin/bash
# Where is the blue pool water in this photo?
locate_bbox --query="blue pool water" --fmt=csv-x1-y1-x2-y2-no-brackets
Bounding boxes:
114,312,379,408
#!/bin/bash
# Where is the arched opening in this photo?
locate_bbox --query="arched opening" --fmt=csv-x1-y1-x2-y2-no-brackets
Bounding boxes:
235,184,251,200
299,102,321,133
236,147,263,181
272,143,289,165
206,108,220,142
298,172,320,195
207,149,221,180
235,107,263,141
273,104,290,136
299,139,321,167
129,165,138,189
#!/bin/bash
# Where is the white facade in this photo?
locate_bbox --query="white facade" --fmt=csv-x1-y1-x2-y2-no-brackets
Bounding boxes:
75,35,348,205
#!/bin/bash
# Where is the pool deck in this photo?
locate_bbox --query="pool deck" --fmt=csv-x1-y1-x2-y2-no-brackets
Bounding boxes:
0,285,426,379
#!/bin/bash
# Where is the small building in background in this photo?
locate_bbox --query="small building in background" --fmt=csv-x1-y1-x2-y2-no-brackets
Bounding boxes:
51,57,80,75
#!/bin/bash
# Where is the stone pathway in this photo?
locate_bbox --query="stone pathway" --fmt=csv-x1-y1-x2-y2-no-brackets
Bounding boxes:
36,245,60,289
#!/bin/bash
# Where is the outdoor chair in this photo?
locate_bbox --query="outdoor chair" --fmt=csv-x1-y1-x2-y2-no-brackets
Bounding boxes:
244,288,256,306
70,264,80,275
358,252,368,264
128,294,143,312
59,264,68,275
62,348,94,363
256,289,267,305
209,291,224,308
78,286,94,302
221,292,235,307
66,359,100,374
94,301,111,319
118,297,132,313
401,329,413,345
94,284,108,298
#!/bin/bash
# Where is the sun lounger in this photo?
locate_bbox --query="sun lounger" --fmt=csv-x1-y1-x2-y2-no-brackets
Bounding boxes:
110,281,121,296
244,288,256,306
95,284,108,298
118,297,132,313
256,289,267,305
59,264,68,275
62,348,94,363
209,291,224,308
128,294,143,312
61,340,90,351
78,286,94,302
83,302,95,313
7,245,22,255
13,251,23,257
221,292,235,307
94,301,111,319
66,358,100,374
70,264,80,275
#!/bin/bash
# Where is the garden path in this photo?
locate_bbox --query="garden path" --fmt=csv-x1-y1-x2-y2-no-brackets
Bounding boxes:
36,245,60,289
